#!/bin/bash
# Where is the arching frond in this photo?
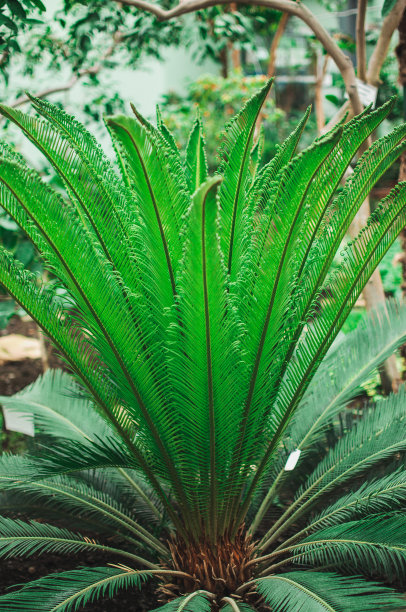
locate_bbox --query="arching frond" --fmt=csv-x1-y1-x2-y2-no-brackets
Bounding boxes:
0,566,150,611
0,369,112,442
255,572,404,611
290,514,406,581
152,591,214,611
250,299,406,532
0,516,153,565
260,390,406,550
186,115,208,192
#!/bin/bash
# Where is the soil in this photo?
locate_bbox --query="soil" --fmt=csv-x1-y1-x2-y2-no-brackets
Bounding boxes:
0,316,159,610
0,315,65,396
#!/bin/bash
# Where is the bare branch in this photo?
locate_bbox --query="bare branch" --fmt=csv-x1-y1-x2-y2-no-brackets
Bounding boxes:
267,11,289,77
356,0,367,81
4,35,122,112
367,0,406,85
109,0,363,115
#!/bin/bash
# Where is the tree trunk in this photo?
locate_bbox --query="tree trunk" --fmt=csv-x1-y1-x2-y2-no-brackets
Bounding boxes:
229,2,242,70
396,9,406,378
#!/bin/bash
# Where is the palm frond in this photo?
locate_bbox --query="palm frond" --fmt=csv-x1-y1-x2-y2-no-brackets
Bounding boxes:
186,115,208,192
227,126,343,509
288,514,406,582
250,299,406,531
217,79,273,279
166,175,244,534
250,182,406,512
260,390,406,550
304,468,406,535
0,516,154,565
0,369,111,442
152,591,214,611
255,571,404,611
0,458,166,553
0,102,137,289
0,566,150,611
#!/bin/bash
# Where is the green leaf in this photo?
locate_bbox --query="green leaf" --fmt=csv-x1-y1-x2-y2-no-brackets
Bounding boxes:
293,515,406,581
0,515,148,564
382,0,397,16
218,78,273,279
152,591,214,612
0,566,150,611
185,115,208,192
255,572,403,611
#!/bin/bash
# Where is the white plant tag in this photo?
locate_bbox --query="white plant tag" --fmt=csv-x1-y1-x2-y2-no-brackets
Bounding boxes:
3,408,35,437
284,448,301,471
345,79,378,108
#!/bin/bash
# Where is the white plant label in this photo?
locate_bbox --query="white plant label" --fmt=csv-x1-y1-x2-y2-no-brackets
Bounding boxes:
3,408,35,437
345,79,378,108
284,448,301,471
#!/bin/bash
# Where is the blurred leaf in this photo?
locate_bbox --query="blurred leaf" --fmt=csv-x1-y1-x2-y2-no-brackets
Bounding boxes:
382,0,397,16
15,241,35,266
0,299,15,329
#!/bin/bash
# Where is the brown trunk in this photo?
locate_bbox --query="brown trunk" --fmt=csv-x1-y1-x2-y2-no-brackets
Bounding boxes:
219,46,229,78
254,13,289,139
158,526,256,603
397,10,406,377
315,52,329,134
229,2,241,70
267,12,289,78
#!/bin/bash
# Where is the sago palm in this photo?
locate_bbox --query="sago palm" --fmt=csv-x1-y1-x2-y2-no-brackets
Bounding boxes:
1,81,406,609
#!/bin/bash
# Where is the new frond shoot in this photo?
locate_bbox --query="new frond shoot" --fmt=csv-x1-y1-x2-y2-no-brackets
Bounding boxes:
0,83,406,610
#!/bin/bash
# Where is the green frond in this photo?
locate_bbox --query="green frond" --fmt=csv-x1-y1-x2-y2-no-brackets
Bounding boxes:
297,121,406,312
152,591,214,611
166,175,244,533
290,514,406,581
260,390,406,550
0,458,166,553
106,113,187,297
185,115,208,192
0,566,150,611
255,571,404,611
0,515,152,564
250,299,406,531
0,102,138,290
305,468,406,534
0,369,112,442
217,78,273,279
0,154,170,465
227,125,343,506
294,98,396,282
259,182,406,493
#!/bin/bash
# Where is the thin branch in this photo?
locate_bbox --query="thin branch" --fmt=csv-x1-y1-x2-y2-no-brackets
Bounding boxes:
367,0,406,85
315,51,329,134
267,11,289,77
4,35,122,112
109,0,363,116
356,0,367,81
